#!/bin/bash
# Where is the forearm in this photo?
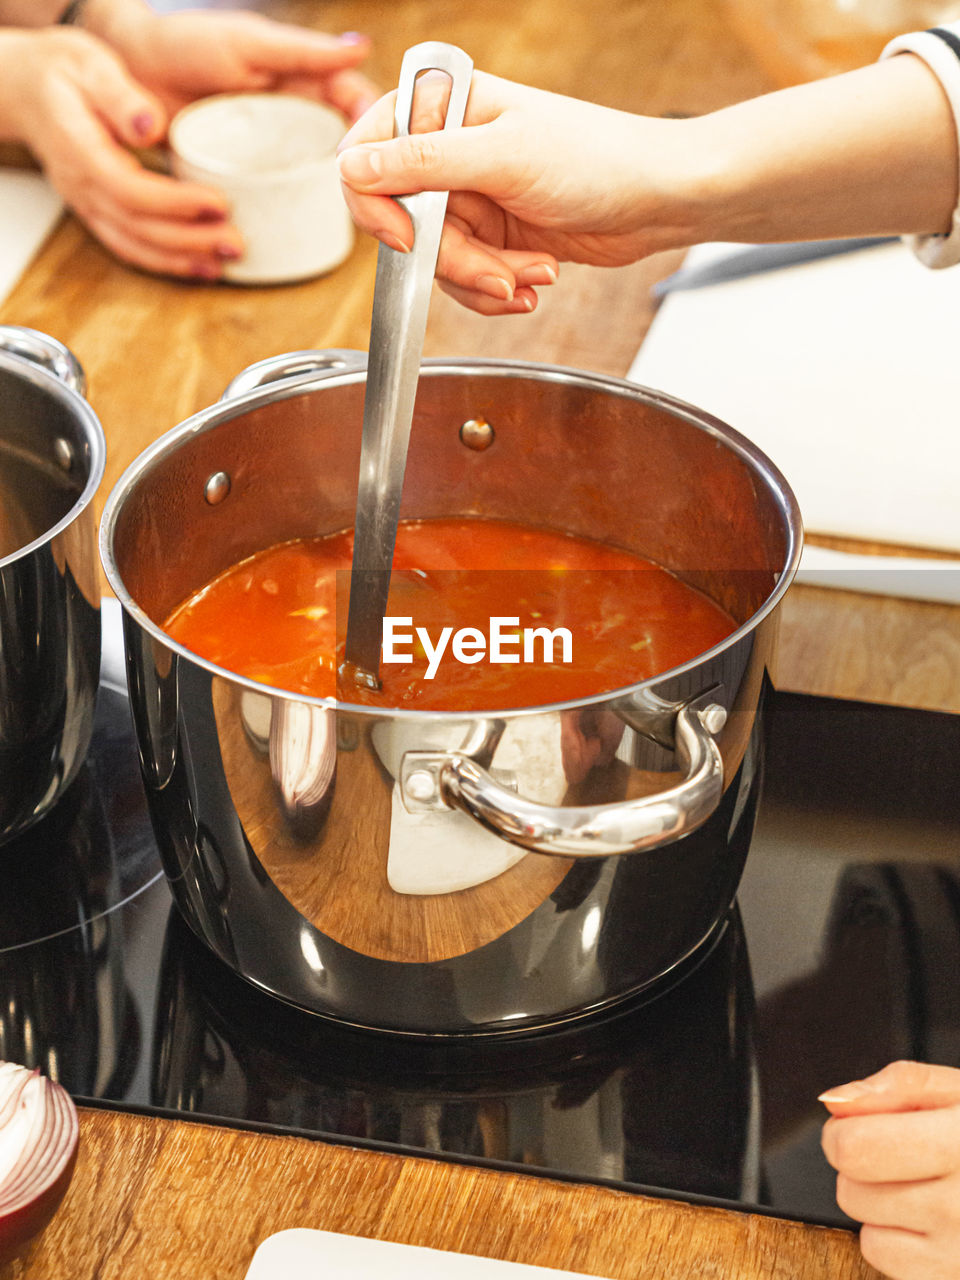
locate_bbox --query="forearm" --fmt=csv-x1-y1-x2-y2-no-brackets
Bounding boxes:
0,0,149,24
684,54,958,244
58,0,153,43
0,3,69,24
0,0,155,43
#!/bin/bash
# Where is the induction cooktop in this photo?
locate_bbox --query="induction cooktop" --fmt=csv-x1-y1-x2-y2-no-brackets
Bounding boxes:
2,658,959,1230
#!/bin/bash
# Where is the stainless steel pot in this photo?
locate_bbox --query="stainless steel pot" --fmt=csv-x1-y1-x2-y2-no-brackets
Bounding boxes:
100,352,801,1036
0,326,104,843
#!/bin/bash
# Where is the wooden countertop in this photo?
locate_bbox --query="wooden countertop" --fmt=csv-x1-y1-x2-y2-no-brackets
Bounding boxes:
5,1110,878,1280
3,1,956,1276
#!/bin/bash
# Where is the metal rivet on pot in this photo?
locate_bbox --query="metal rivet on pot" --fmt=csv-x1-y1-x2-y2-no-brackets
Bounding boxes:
405,770,437,802
699,704,727,735
459,417,494,451
53,437,74,472
204,471,231,505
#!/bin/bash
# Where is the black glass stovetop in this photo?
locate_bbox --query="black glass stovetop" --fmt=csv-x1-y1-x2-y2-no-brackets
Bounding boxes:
2,676,959,1231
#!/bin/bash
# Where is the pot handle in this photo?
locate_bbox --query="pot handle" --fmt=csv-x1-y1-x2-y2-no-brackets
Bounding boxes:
399,688,727,858
220,348,367,401
0,324,86,396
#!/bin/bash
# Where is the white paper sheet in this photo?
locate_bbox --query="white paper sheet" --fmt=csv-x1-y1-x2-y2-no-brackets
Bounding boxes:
628,240,960,555
797,544,960,604
0,169,63,304
245,1230,613,1279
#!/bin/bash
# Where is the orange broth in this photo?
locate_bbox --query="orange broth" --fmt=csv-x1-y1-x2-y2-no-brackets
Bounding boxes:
164,518,736,710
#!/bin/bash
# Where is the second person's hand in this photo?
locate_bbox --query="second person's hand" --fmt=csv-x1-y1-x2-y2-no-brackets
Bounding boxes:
80,1,379,123
0,25,243,279
821,1060,960,1280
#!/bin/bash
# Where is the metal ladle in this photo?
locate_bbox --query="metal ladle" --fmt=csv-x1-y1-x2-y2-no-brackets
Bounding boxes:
341,41,474,691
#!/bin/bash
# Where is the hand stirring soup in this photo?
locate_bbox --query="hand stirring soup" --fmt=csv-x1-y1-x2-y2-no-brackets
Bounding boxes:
163,517,736,710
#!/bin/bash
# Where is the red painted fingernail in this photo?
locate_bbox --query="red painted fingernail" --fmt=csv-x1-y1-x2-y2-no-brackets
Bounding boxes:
197,208,228,224
132,112,155,139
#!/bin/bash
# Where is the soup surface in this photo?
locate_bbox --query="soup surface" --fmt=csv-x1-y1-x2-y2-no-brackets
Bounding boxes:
164,518,736,710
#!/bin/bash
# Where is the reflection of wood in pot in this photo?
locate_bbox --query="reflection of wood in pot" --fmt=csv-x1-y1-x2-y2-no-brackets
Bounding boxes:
0,493,35,561
167,518,736,711
0,449,78,559
212,680,573,962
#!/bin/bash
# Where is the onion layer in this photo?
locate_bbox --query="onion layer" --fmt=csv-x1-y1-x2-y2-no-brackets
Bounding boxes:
0,1061,79,1264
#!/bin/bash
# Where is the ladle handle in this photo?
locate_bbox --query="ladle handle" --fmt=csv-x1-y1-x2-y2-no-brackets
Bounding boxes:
344,42,474,684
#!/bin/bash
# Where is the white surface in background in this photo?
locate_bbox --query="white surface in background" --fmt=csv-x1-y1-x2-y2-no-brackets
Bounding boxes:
0,170,63,302
244,1230,613,1280
628,239,960,555
798,544,960,604
100,597,127,692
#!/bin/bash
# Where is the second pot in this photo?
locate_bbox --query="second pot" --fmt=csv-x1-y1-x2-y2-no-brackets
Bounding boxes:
0,326,103,844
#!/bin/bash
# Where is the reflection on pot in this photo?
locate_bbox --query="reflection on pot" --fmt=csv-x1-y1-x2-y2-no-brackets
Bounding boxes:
238,691,337,838
152,901,760,1204
130,645,765,1032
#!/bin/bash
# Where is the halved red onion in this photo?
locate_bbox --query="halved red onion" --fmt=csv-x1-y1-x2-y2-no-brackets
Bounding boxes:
0,1061,79,1264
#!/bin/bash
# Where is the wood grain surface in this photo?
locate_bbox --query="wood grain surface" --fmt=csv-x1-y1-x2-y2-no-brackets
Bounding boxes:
5,1108,879,1279
1,0,948,1275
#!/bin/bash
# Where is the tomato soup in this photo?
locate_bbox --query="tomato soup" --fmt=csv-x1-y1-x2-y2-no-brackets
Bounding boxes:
164,518,736,710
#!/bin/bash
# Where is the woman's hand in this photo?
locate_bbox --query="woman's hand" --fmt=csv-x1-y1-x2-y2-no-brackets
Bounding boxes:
337,54,958,316
0,25,242,278
84,2,379,123
336,71,701,314
820,1060,960,1280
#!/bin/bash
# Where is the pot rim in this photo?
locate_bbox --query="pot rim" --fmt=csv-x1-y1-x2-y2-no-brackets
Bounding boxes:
99,356,803,721
0,348,106,573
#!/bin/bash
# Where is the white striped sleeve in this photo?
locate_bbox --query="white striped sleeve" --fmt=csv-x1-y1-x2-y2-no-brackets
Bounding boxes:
881,21,960,267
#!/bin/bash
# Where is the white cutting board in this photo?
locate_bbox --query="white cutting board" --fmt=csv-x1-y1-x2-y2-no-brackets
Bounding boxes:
245,1230,612,1279
0,169,63,304
628,239,960,553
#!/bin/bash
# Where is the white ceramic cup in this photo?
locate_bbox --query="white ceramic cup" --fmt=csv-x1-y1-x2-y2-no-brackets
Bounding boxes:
169,93,355,285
